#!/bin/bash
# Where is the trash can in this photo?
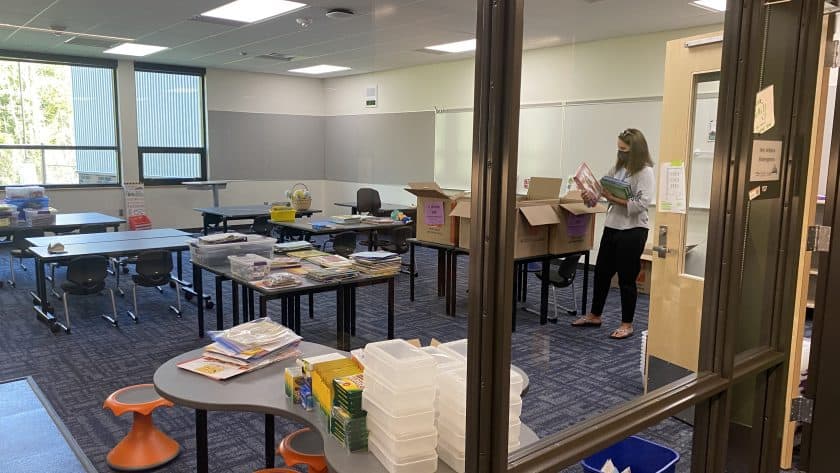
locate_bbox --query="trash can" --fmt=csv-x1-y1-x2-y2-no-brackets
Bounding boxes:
581,436,680,473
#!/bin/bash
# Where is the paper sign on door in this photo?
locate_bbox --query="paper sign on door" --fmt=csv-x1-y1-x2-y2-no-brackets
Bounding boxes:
424,201,445,225
658,161,687,214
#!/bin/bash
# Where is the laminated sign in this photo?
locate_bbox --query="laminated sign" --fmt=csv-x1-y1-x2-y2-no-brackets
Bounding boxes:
424,201,445,226
566,214,589,238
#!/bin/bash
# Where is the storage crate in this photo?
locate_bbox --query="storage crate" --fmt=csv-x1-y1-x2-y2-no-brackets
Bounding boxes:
23,207,57,226
270,205,296,222
0,204,18,228
581,436,680,473
228,254,271,280
5,186,45,199
190,235,275,266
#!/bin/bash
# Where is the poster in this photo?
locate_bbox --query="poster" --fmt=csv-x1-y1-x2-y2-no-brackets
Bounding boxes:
754,85,775,134
424,201,445,225
750,140,782,182
658,161,686,214
123,183,146,217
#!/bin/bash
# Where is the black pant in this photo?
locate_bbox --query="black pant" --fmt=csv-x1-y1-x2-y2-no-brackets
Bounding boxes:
591,227,648,324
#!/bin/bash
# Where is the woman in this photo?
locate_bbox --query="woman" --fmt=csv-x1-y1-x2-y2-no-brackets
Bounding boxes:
573,128,655,339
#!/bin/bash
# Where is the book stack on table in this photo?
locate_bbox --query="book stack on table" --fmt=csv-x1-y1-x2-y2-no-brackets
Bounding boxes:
275,240,313,253
350,251,402,277
306,267,359,283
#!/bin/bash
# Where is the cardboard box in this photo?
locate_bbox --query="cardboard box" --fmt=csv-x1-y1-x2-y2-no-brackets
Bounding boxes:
450,198,472,250
547,190,607,255
405,182,462,246
611,250,653,295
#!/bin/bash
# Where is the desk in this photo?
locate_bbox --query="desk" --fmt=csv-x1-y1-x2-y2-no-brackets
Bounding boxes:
269,220,406,250
191,261,396,350
334,202,412,214
27,236,193,334
154,342,538,473
26,228,188,247
0,212,124,237
195,205,322,235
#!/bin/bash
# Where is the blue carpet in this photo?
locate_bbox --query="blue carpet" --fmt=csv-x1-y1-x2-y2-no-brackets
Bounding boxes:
0,240,693,472
0,377,96,472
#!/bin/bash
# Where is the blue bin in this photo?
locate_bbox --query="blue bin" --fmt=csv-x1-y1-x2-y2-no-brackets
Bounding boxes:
581,436,680,473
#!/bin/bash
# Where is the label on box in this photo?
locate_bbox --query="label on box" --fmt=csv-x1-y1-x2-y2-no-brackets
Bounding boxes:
566,214,589,237
424,201,445,226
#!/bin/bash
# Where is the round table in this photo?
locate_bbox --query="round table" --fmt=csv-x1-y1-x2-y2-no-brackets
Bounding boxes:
154,342,537,473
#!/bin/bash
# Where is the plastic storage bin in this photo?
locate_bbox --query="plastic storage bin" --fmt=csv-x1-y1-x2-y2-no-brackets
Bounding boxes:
438,389,522,420
420,346,464,373
437,408,520,443
439,366,523,398
270,205,296,222
190,235,275,266
581,436,680,473
228,254,271,280
437,339,468,360
364,370,436,416
0,204,18,227
362,391,436,438
5,186,45,199
23,207,57,226
368,435,438,473
365,340,437,389
367,416,437,461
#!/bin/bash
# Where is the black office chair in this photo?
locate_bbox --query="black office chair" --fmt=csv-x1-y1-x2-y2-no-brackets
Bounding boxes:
7,228,45,287
127,250,181,322
48,225,111,298
356,188,381,215
531,254,582,322
251,216,272,236
60,255,118,331
376,226,414,274
324,232,358,257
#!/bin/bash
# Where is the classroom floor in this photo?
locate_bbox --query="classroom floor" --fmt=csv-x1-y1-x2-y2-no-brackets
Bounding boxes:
0,242,694,473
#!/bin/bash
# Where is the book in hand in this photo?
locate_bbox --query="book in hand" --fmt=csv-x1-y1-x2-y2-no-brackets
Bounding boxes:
599,176,632,199
573,162,602,198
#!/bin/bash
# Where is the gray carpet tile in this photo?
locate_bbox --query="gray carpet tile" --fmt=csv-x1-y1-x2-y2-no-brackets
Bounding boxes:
0,241,694,473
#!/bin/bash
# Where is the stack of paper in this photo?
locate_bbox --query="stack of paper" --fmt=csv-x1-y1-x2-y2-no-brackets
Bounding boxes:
270,256,301,269
308,254,353,268
330,215,362,225
350,251,402,276
255,273,302,290
288,249,329,259
306,267,359,282
177,318,302,380
274,241,313,253
361,216,396,225
198,232,248,245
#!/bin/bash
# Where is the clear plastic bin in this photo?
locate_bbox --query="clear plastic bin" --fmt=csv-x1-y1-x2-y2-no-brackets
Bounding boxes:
23,207,57,225
438,389,522,420
0,205,17,227
420,346,464,373
438,366,523,398
437,339,468,359
436,404,520,439
364,370,436,416
437,438,465,473
367,416,437,462
5,186,45,199
368,435,438,473
362,391,436,438
190,235,275,266
228,254,271,280
365,340,436,389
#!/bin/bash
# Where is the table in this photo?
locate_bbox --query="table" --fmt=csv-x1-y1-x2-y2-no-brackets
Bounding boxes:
191,260,396,350
334,202,413,214
408,239,590,328
26,228,189,247
269,220,406,250
0,212,124,237
27,235,194,334
195,205,322,235
154,342,538,473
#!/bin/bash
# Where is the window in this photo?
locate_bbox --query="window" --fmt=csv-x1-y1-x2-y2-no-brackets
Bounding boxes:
0,54,119,186
135,65,207,184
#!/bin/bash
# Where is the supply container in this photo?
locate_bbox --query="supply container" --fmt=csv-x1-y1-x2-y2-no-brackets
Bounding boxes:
437,339,468,359
439,366,523,398
368,435,437,473
5,186,45,199
23,207,57,226
438,389,522,420
270,205,296,222
362,392,435,438
228,254,271,280
0,204,18,227
189,235,275,266
436,407,521,442
437,437,465,473
364,370,436,416
367,415,437,460
287,182,312,211
580,436,680,473
419,346,464,373
364,339,437,390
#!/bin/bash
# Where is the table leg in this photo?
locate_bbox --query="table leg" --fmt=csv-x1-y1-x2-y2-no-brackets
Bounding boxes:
540,259,550,325
249,289,255,319
368,230,375,251
388,278,395,339
409,242,416,301
264,414,275,468
259,295,267,318
222,218,228,234
336,289,345,350
449,251,457,316
202,214,209,236
232,281,240,325
521,265,528,303
350,287,356,336
241,285,248,322
196,409,208,473
437,249,445,297
582,251,590,315
294,296,301,334
177,251,183,281
215,276,223,330
280,297,288,326
308,293,314,319
512,262,519,327
194,264,205,338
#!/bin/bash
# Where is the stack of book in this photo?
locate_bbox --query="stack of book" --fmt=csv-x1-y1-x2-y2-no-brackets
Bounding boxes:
177,318,302,380
350,251,402,276
331,215,363,225
308,254,353,268
331,373,368,452
255,273,302,290
361,216,395,225
198,232,248,245
288,249,329,259
599,176,632,199
306,267,359,283
274,240,313,253
270,256,301,269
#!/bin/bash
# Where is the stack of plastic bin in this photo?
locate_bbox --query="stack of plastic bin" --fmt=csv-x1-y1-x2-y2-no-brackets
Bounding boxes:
420,346,464,412
363,340,439,473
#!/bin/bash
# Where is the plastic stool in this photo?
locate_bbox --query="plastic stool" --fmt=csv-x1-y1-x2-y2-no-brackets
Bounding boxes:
277,427,327,473
103,384,180,471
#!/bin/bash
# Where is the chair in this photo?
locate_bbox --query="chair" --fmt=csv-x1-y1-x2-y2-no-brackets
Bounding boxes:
103,384,180,471
7,228,45,287
530,254,582,321
276,427,327,473
127,250,181,322
251,216,272,236
60,255,118,331
48,225,110,297
356,188,381,214
324,231,358,257
376,226,414,274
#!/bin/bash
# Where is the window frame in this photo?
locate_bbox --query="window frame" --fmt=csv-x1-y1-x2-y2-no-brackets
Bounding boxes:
0,50,121,188
134,63,208,186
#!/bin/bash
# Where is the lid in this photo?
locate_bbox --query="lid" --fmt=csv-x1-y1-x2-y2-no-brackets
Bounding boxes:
449,199,471,218
365,339,435,367
405,182,460,200
526,177,563,200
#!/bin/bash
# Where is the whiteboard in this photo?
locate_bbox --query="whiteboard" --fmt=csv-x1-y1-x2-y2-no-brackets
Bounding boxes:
434,99,664,196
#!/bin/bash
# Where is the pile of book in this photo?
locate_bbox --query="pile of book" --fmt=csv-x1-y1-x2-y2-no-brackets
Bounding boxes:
306,267,359,282
308,254,353,268
331,373,368,452
361,216,395,225
350,251,402,277
274,240,313,253
177,318,302,380
255,273,302,290
197,232,248,245
331,215,362,225
599,176,632,199
270,256,301,269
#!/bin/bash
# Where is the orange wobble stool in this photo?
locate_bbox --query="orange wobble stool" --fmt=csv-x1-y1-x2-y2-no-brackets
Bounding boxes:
277,427,328,473
103,384,180,471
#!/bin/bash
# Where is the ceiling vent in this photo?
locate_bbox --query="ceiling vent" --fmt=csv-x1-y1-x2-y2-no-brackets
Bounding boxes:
63,36,118,48
255,53,297,62
325,8,355,19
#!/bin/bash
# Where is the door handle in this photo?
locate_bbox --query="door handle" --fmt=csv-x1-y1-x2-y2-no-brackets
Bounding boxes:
653,225,669,259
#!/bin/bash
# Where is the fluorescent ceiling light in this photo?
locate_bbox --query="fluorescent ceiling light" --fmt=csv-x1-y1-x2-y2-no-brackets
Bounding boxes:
0,23,132,42
104,43,168,57
425,39,476,53
288,64,351,75
201,0,307,23
691,0,726,12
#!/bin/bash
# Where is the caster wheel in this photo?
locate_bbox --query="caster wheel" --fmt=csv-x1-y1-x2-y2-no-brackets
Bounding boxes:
205,300,214,309
185,292,194,301
169,281,176,288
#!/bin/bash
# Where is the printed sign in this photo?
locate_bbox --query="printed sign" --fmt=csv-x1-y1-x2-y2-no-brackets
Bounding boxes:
424,201,445,226
750,140,782,182
658,161,687,214
754,85,775,134
566,214,589,238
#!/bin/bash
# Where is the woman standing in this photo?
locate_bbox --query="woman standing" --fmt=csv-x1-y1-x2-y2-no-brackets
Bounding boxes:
574,128,655,339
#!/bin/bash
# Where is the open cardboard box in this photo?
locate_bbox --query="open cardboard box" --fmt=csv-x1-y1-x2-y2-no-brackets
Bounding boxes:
405,182,463,246
548,190,608,255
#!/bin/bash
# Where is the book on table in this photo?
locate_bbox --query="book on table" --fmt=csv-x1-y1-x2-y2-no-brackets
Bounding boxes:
308,254,353,268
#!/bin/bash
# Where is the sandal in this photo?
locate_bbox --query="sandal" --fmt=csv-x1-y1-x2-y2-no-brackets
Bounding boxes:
571,316,602,328
609,327,634,339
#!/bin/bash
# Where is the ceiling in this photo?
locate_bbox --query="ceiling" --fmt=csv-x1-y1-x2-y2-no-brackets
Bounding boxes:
0,0,724,77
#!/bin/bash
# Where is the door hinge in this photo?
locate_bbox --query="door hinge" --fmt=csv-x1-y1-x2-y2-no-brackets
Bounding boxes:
807,225,832,252
825,40,839,68
791,396,814,423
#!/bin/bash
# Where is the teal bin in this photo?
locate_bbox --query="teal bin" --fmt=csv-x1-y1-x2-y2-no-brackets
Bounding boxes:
581,436,680,473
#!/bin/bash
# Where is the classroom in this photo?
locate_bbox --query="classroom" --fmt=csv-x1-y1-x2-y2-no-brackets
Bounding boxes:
0,1,836,473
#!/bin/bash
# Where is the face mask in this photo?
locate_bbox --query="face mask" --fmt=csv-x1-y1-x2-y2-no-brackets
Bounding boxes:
617,150,630,161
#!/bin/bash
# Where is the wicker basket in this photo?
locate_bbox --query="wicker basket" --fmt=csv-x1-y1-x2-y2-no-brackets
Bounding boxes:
289,182,312,211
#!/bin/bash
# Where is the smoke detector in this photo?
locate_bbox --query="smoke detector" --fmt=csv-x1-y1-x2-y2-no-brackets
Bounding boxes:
325,8,355,19
296,17,313,28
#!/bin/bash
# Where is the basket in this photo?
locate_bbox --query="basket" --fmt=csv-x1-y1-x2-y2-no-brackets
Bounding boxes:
288,183,312,211
581,436,680,473
270,205,296,222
